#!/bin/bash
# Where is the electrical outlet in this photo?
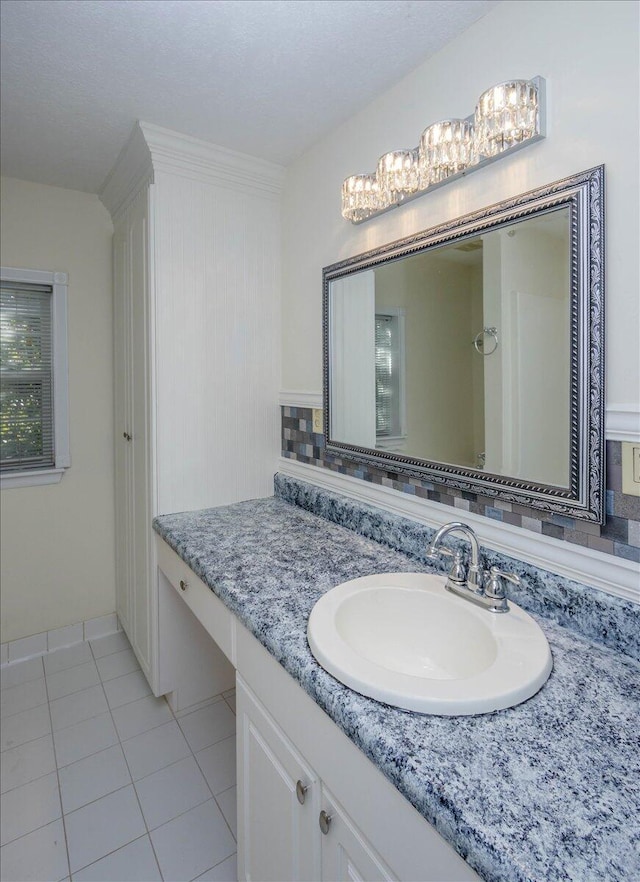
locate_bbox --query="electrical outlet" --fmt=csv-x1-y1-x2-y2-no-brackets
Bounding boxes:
621,442,640,497
312,408,323,433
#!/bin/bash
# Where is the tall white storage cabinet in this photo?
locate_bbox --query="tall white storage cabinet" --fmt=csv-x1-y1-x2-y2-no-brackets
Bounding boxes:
102,123,284,694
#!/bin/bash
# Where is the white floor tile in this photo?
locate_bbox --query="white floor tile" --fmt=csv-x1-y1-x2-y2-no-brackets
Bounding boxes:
44,642,93,676
89,631,131,659
0,818,68,882
135,755,212,830
53,711,118,768
103,670,151,709
65,785,146,874
216,785,237,840
1,734,56,794
1,703,51,752
59,744,131,813
111,694,173,741
95,649,140,683
196,735,236,795
49,685,108,732
0,771,61,846
122,720,191,781
46,660,100,701
73,835,162,882
150,799,236,882
173,695,223,719
195,853,238,882
0,678,47,718
178,701,236,754
0,657,44,691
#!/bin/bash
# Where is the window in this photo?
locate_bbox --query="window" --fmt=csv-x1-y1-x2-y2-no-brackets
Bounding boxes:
375,310,406,449
0,268,70,487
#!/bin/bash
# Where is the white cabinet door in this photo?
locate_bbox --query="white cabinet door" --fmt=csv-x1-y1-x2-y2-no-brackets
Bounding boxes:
113,222,132,637
320,786,397,882
113,185,158,692
237,677,320,882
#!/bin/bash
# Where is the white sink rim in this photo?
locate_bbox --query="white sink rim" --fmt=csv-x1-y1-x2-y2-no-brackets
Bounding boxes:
307,572,553,716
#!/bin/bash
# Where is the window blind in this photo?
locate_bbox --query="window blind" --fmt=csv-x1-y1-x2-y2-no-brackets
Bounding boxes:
0,281,55,471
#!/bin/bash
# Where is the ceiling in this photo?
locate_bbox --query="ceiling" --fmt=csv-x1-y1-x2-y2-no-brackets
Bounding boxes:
0,0,498,195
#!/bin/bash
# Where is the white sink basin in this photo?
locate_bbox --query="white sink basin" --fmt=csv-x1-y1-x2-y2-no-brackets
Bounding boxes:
307,572,552,715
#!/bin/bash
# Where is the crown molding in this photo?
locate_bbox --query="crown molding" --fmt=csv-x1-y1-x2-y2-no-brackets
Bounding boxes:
99,123,154,221
277,457,639,604
140,121,284,198
100,121,285,221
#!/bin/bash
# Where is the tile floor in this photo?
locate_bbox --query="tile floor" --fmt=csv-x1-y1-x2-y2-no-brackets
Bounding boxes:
0,632,238,881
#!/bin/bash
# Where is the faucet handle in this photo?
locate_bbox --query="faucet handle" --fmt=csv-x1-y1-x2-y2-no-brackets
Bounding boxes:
484,566,519,612
489,566,520,588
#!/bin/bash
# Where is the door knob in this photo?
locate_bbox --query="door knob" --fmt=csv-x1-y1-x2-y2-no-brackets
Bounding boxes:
319,810,332,834
296,780,308,805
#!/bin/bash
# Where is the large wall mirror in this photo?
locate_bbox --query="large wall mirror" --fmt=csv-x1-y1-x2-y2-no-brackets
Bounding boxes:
323,166,605,522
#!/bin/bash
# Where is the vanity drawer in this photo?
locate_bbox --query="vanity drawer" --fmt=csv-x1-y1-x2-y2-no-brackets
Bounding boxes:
156,536,235,665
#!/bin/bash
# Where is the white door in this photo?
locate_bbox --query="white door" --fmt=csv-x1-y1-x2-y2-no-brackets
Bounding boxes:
113,223,132,635
329,272,376,447
320,786,397,882
237,678,320,882
113,186,157,691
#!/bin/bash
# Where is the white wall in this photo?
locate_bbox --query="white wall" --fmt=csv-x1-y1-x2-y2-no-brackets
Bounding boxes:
281,0,640,420
0,177,115,643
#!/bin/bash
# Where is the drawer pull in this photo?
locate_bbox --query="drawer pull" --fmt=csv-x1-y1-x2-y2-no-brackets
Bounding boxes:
179,579,188,592
296,780,308,805
319,810,332,835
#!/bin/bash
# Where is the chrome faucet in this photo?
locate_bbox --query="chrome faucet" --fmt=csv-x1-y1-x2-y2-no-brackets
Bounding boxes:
426,522,518,614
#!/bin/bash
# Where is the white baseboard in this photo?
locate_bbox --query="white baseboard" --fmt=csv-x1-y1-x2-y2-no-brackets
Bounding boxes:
1,613,121,667
277,457,639,605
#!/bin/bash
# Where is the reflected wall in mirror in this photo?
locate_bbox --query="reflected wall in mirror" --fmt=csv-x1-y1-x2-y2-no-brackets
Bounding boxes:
323,167,605,522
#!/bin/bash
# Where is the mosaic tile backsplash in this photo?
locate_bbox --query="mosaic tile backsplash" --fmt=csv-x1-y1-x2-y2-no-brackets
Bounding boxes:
281,407,640,564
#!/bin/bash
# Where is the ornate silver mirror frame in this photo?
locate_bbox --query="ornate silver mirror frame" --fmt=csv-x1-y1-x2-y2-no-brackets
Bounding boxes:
322,166,605,523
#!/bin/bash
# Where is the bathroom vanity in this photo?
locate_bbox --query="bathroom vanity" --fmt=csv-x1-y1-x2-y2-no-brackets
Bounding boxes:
153,477,640,882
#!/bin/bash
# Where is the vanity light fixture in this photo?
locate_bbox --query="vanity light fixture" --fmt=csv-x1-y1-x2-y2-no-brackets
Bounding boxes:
376,148,420,203
419,118,475,185
341,76,546,224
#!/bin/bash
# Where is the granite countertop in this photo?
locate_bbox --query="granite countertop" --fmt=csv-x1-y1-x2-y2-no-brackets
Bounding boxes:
153,495,640,882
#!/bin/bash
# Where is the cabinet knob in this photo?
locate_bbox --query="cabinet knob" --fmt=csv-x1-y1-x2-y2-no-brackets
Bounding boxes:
179,579,188,592
319,810,332,835
123,432,132,441
296,780,308,805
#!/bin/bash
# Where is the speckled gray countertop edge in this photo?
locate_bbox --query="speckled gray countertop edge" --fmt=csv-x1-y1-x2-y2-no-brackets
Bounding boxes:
153,485,640,882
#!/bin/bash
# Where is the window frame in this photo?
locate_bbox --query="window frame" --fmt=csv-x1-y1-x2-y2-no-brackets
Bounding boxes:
1,267,70,488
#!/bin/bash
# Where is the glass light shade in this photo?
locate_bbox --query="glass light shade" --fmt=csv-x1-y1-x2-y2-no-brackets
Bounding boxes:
419,119,474,185
376,148,419,201
341,174,380,222
474,80,539,158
